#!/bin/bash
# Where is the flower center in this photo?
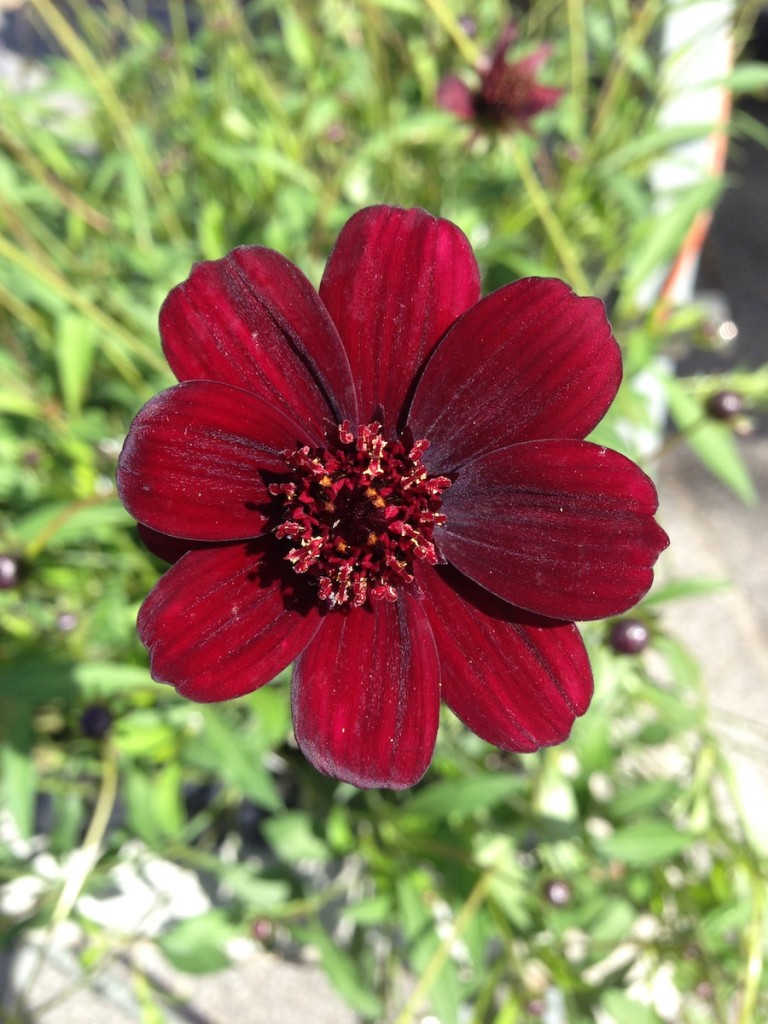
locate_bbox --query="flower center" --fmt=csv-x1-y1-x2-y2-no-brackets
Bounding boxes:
269,421,451,609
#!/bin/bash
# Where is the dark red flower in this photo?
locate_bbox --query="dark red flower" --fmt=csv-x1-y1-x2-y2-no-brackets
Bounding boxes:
117,205,668,789
437,23,563,132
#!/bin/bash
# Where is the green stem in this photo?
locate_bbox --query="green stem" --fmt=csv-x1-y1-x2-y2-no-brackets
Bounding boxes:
566,0,589,130
507,140,591,293
0,234,166,380
52,746,119,924
28,0,185,245
738,867,765,1024
421,0,481,66
392,869,494,1024
590,0,661,145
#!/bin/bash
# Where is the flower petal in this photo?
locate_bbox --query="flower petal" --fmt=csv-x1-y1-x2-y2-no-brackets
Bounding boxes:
160,246,358,438
138,542,322,701
319,206,481,431
416,563,592,751
436,75,476,120
408,278,622,473
117,380,307,541
439,439,669,620
292,597,440,788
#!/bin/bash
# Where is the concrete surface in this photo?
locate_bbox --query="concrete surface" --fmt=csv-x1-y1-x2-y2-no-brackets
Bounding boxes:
3,937,357,1024
657,438,768,850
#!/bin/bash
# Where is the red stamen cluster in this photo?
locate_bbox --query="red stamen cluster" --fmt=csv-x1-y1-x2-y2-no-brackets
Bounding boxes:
269,422,451,608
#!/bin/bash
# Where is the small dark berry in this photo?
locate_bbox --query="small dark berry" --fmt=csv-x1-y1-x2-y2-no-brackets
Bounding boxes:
80,705,113,739
706,390,744,421
544,880,572,906
609,618,650,655
0,554,22,589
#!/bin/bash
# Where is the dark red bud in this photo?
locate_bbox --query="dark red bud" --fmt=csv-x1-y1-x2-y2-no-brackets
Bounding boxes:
608,618,650,655
80,705,113,739
705,390,744,421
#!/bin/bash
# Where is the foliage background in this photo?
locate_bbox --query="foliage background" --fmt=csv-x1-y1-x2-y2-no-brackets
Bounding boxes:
1,0,768,1021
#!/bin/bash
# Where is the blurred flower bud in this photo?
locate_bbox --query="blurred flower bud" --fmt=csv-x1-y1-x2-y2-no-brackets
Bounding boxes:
0,554,22,589
705,390,744,421
80,705,113,739
608,618,650,655
56,612,79,632
544,879,572,906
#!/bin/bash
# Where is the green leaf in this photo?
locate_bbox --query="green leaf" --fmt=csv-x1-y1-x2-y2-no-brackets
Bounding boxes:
197,199,226,260
0,699,36,837
620,179,723,309
72,661,153,696
15,499,133,551
114,711,177,762
302,924,382,1019
279,8,315,71
721,62,768,96
0,389,39,417
120,764,186,846
261,810,330,864
588,898,637,944
55,312,97,415
341,894,393,926
597,123,715,176
595,820,692,867
402,773,525,820
664,376,757,504
608,780,678,820
210,868,290,912
186,706,282,812
0,660,152,704
601,990,664,1024
641,577,729,604
158,911,236,974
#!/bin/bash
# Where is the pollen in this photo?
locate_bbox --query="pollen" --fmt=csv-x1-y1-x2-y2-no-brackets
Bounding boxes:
269,421,451,609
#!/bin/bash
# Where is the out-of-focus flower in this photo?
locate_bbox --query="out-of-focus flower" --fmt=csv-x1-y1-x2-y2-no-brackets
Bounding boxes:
117,205,668,789
0,554,22,589
437,23,563,132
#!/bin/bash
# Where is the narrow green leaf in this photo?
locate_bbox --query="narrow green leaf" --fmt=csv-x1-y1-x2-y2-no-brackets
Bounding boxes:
158,911,236,974
401,773,525,820
664,377,757,504
55,312,97,416
261,811,330,864
596,820,692,867
16,499,132,552
304,924,383,1018
72,662,153,696
608,780,678,819
720,62,768,95
188,707,282,811
0,699,36,837
620,179,723,306
601,990,664,1024
641,577,729,605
